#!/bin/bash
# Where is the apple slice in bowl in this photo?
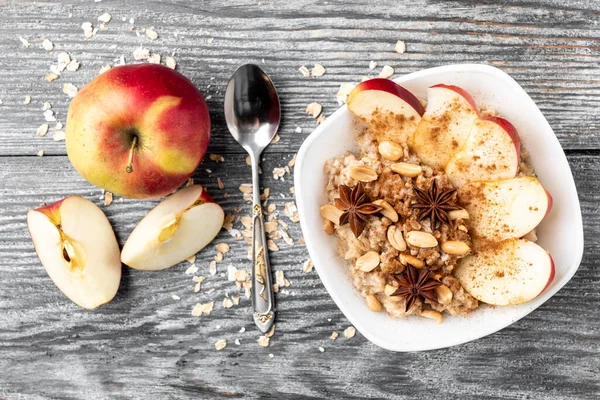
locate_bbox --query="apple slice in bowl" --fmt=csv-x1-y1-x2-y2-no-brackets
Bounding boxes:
446,116,521,187
411,84,480,169
121,184,224,271
27,196,122,309
347,78,424,144
455,239,555,306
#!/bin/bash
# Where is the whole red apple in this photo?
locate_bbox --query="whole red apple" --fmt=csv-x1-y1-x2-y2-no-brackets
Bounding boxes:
66,64,210,199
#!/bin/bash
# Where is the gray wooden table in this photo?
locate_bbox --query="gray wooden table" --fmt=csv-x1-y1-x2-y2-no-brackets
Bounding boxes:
1,0,599,399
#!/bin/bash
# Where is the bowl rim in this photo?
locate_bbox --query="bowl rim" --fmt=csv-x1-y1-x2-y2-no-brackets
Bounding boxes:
294,63,584,352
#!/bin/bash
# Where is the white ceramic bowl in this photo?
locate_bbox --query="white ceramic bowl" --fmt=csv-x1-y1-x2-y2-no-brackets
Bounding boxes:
294,64,584,352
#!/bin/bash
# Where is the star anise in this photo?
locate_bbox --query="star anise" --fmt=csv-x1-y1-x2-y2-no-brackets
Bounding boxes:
412,179,461,229
391,264,441,312
335,182,382,237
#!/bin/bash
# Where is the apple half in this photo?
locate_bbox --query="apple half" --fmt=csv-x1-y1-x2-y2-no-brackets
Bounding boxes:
121,185,224,271
27,196,122,309
454,239,555,306
445,116,521,187
411,84,480,169
347,78,425,144
458,176,552,241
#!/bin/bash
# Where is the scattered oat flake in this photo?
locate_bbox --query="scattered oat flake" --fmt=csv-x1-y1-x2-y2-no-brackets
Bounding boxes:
19,37,30,48
23,95,31,105
343,326,356,338
185,177,194,187
369,60,378,70
98,13,112,23
171,294,180,301
311,63,326,77
330,331,339,340
295,126,302,134
36,124,49,137
215,340,227,350
272,167,286,180
216,243,230,253
207,37,214,44
275,271,286,287
245,155,252,166
104,192,112,206
235,339,241,345
66,60,80,72
232,295,240,305
63,83,78,98
186,255,196,264
148,53,161,64
267,240,279,252
223,213,235,230
52,131,65,141
271,133,280,144
298,66,310,78
268,353,274,358
45,73,59,83
336,82,355,105
57,52,70,65
223,297,233,309
302,259,313,273
379,65,394,79
81,22,94,38
43,102,51,111
209,260,217,275
239,184,253,194
305,102,322,118
257,336,270,347
44,109,56,122
395,40,406,54
145,28,158,40
37,150,44,157
318,347,325,353
41,39,53,51
316,114,327,125
185,264,198,274
165,56,176,69
214,252,223,262
216,177,224,190
209,153,224,162
133,47,150,60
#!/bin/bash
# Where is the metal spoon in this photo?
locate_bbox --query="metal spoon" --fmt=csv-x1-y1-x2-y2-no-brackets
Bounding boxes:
224,64,280,333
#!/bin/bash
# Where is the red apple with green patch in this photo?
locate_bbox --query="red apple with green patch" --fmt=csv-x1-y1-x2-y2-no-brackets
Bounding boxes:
347,78,425,144
66,64,210,199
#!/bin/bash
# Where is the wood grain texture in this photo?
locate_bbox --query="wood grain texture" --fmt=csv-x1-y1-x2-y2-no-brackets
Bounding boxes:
0,0,599,399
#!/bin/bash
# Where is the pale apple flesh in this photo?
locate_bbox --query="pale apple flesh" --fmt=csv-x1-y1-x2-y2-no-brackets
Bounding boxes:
121,185,224,271
347,78,424,144
454,239,555,306
410,84,480,169
66,64,211,199
446,116,521,187
458,176,551,241
27,196,121,309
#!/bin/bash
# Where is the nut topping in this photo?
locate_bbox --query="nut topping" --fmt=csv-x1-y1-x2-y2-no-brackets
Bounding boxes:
349,165,378,182
320,204,343,225
391,162,422,177
373,199,398,222
441,241,470,255
378,141,404,161
365,295,382,311
356,251,380,272
405,231,438,248
435,284,453,305
448,209,470,220
399,253,425,268
387,226,406,251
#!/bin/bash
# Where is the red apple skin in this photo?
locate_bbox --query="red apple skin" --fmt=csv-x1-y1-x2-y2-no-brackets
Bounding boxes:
430,83,479,113
479,116,521,160
66,64,211,199
348,78,425,116
545,190,553,217
542,253,556,293
35,198,65,226
197,188,216,204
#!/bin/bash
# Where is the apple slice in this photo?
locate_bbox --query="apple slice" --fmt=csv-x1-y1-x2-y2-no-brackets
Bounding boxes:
445,116,521,187
458,176,552,241
347,78,425,144
454,239,555,306
27,196,121,309
411,84,480,169
121,185,224,271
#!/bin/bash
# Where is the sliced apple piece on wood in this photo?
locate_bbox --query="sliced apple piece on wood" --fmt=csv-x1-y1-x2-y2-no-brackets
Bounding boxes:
454,239,555,306
121,185,224,271
458,176,552,241
27,196,121,309
411,84,480,169
347,78,425,144
446,116,521,187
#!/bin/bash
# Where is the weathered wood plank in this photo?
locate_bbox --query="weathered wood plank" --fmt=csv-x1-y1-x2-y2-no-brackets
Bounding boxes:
0,153,598,399
0,0,599,156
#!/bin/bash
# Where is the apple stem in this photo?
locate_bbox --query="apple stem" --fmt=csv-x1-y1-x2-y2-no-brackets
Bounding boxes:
126,136,138,173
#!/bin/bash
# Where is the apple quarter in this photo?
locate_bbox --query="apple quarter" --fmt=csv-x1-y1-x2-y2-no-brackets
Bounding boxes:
295,64,584,352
